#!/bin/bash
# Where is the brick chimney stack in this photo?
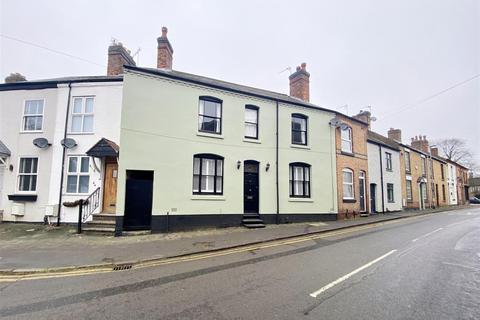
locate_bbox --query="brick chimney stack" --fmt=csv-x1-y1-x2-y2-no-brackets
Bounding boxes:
157,27,174,69
411,135,430,153
353,110,372,129
387,128,402,142
431,147,439,157
289,63,310,102
107,40,136,76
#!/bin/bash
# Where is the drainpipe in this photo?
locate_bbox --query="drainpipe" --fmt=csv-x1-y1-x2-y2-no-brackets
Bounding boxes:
275,100,280,224
379,145,385,213
56,83,72,226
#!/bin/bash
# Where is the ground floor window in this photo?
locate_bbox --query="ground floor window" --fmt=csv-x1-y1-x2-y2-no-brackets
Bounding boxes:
66,156,90,193
406,180,413,201
18,157,38,192
442,184,446,201
193,154,223,195
289,163,310,197
342,168,354,199
387,183,394,202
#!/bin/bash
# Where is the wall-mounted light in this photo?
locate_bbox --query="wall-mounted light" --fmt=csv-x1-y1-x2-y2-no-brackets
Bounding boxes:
237,160,242,169
266,163,270,172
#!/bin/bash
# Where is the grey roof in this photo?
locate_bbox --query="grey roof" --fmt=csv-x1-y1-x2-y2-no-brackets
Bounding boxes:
367,131,400,151
86,138,119,158
0,140,11,157
0,75,122,91
124,66,369,126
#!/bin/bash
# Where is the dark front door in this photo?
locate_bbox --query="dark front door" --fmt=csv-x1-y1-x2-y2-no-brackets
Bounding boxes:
370,184,376,213
244,161,259,214
124,170,153,230
436,184,440,207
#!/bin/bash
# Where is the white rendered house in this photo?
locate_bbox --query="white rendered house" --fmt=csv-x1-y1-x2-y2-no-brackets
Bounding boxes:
367,131,403,213
447,162,458,205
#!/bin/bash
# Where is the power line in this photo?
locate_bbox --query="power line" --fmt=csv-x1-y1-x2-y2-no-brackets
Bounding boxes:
0,34,106,68
378,73,480,120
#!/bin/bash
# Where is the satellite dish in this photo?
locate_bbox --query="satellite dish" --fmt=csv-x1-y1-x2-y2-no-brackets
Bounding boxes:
371,116,377,122
61,138,77,149
340,123,350,131
33,138,51,149
329,118,341,127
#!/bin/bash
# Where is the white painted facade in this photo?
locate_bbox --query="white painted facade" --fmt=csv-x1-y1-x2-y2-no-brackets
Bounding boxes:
447,162,457,205
367,142,402,212
0,79,123,223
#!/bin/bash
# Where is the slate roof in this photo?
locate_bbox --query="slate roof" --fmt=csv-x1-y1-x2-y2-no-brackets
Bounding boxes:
124,66,369,126
86,138,119,158
367,131,400,151
0,75,122,91
0,140,11,157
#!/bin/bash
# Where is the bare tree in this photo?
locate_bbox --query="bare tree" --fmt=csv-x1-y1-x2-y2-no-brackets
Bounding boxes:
4,73,27,83
434,138,478,173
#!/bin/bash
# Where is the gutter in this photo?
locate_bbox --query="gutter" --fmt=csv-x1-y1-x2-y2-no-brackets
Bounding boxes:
56,83,72,225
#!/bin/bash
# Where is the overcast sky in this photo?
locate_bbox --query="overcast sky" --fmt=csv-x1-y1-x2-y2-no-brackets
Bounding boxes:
1,0,479,164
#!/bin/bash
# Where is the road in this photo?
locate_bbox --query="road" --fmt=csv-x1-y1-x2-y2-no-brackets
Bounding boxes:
1,207,479,319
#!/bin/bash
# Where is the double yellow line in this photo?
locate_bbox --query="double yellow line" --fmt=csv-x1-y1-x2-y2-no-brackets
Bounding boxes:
0,214,426,283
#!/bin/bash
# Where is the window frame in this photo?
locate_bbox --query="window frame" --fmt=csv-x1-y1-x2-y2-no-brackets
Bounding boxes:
385,152,393,171
441,164,445,180
70,96,95,134
404,151,411,173
421,156,427,176
198,96,223,135
244,105,259,139
342,168,355,200
66,156,90,194
21,99,45,133
17,157,39,193
192,153,224,195
406,179,413,201
340,126,353,153
291,113,308,146
289,162,311,198
387,183,394,203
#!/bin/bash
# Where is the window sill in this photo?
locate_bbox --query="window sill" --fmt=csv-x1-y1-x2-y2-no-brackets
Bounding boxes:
19,131,43,134
340,151,355,157
290,144,310,150
343,198,356,203
197,132,224,140
386,169,393,172
288,197,313,202
191,195,226,201
68,132,95,135
243,138,261,144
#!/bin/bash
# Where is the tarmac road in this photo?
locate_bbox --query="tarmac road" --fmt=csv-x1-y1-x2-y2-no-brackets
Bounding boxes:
1,207,479,319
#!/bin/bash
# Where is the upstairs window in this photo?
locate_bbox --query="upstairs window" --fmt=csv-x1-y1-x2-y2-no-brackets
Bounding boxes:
385,152,392,171
421,157,427,176
405,151,411,173
341,127,353,153
71,97,94,133
66,156,90,194
22,100,44,132
289,163,310,197
342,168,354,199
18,157,38,192
244,105,258,139
441,164,445,180
198,97,222,134
291,114,307,145
193,154,223,195
430,159,434,178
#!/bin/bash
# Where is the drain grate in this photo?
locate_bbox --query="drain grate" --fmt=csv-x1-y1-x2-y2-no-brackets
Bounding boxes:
112,264,133,271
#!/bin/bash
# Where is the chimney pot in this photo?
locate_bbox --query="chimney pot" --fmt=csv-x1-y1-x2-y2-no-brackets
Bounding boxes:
301,62,307,69
162,26,168,37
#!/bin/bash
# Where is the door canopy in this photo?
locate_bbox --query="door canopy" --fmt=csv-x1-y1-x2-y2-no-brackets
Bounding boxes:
86,138,119,158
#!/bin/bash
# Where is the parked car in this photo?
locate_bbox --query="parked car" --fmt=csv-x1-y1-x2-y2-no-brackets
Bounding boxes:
469,197,480,204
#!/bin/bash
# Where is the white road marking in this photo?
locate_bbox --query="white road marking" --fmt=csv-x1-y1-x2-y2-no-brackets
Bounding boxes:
309,249,397,298
411,228,443,242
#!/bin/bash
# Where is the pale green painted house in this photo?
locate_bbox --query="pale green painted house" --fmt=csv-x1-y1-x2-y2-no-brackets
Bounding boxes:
115,64,340,233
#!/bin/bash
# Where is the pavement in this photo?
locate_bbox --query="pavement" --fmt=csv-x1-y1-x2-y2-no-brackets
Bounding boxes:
0,205,479,319
0,205,471,273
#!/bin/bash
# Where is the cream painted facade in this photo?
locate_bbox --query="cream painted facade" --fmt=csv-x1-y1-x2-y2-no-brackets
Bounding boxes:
116,68,338,232
0,79,123,223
